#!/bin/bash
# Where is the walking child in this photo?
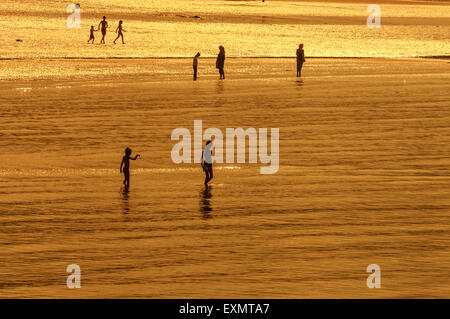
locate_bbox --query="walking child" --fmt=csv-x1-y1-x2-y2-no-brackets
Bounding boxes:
88,26,96,44
114,20,126,44
201,140,214,186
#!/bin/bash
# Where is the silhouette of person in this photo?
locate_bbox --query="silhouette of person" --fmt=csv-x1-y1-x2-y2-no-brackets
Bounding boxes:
120,147,140,187
201,140,213,185
296,43,306,77
193,52,200,81
88,26,96,44
98,16,108,44
216,46,226,80
114,20,126,44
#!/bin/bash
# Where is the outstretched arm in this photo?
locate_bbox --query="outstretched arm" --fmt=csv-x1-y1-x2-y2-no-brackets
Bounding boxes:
131,154,140,160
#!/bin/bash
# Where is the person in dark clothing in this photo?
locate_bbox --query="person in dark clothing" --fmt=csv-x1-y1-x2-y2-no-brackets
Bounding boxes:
98,16,108,44
113,20,126,44
296,43,305,77
216,46,226,80
88,26,96,44
120,147,140,188
201,140,213,186
193,52,200,81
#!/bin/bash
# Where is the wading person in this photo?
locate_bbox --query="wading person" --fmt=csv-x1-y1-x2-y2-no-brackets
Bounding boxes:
216,46,226,80
193,52,200,81
114,20,126,44
296,43,305,78
201,140,213,186
98,16,108,44
120,147,140,188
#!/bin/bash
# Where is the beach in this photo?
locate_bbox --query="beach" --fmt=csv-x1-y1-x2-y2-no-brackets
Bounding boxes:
1,57,450,298
1,0,449,60
1,0,450,299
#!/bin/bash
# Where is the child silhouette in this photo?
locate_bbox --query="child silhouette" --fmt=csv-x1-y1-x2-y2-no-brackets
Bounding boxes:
88,26,96,44
120,147,140,187
114,20,126,44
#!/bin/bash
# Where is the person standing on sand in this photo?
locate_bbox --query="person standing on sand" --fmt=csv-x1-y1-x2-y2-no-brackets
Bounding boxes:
296,43,306,77
216,46,226,80
193,52,200,81
98,16,108,44
114,20,126,44
201,140,214,186
120,147,140,188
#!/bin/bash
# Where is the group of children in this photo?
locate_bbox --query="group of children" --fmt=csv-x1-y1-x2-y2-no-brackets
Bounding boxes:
88,16,126,44
120,141,213,188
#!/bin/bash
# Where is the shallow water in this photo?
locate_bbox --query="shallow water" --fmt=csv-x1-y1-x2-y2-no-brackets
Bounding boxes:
1,58,449,298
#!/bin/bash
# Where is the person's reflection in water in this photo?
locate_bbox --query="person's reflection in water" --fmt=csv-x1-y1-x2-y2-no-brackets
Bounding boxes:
121,186,130,214
216,80,224,95
199,185,213,220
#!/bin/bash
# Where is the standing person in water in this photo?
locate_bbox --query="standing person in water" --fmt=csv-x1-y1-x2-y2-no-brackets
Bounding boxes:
114,20,126,44
201,140,213,186
88,25,96,44
216,46,226,80
98,16,108,44
296,43,306,78
120,147,140,188
193,52,200,81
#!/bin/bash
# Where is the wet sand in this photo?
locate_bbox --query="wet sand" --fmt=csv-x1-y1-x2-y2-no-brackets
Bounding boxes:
1,58,450,298
6,3,448,26
2,0,449,60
